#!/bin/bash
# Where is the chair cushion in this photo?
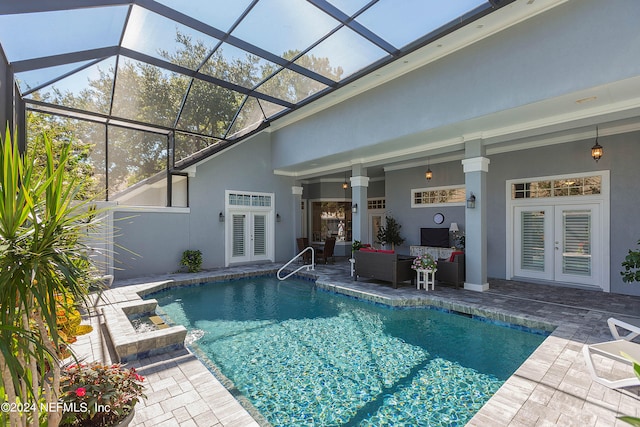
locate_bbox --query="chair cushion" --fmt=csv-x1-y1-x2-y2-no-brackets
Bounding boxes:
360,247,377,252
449,251,464,262
378,249,395,254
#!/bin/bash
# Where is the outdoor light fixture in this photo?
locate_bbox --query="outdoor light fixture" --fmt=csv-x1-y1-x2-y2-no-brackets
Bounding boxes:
591,126,603,162
276,213,281,222
219,212,225,222
342,172,349,190
449,222,459,233
466,193,476,209
352,203,358,213
425,167,433,180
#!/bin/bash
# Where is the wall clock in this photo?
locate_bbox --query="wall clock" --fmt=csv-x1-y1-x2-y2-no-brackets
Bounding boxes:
433,213,445,224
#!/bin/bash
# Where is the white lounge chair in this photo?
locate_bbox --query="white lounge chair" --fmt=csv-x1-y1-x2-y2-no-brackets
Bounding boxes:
582,339,640,388
608,316,640,341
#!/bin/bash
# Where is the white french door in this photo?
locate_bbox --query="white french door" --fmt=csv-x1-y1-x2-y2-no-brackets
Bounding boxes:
225,191,274,266
514,203,601,287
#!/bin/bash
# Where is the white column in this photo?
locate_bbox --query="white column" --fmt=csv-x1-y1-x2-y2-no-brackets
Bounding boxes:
462,156,490,292
292,185,303,254
350,175,369,243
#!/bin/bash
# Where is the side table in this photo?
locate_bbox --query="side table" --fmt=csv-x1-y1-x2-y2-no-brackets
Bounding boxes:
416,268,436,291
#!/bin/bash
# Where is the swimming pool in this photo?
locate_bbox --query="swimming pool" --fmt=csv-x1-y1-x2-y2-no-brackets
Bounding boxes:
152,276,546,426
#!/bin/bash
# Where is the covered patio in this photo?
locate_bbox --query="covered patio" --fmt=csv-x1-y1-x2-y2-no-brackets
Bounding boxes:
76,261,640,426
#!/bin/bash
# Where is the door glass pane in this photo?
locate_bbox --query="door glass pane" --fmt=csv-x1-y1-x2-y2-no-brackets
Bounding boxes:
562,210,591,276
521,211,545,272
232,214,246,257
253,215,266,256
371,215,382,246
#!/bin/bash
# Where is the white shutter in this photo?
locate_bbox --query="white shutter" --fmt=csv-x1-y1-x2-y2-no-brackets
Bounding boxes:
253,214,266,256
232,214,245,257
562,210,591,276
521,211,545,272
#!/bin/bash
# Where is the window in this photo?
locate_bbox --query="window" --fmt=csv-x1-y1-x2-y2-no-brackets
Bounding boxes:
228,192,272,207
368,198,386,210
311,201,351,242
511,175,601,199
411,185,465,208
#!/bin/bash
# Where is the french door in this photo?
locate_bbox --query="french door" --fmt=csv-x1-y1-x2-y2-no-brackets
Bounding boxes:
225,191,274,266
514,203,601,287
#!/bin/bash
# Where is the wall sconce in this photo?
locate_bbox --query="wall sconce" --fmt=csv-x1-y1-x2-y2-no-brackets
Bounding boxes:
352,203,358,213
591,126,603,162
449,222,459,233
219,212,225,222
276,213,281,222
466,193,476,209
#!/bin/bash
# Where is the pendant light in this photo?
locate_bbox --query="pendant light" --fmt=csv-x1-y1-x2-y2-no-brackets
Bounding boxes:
591,126,603,162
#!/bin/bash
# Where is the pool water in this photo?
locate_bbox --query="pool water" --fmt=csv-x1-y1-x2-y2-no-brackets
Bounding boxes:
153,277,546,426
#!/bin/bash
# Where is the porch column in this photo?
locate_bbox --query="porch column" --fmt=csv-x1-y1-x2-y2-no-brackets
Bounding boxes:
350,166,369,244
292,185,303,253
462,142,490,292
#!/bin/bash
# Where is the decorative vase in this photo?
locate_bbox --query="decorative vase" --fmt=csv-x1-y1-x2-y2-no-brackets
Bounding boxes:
114,409,135,427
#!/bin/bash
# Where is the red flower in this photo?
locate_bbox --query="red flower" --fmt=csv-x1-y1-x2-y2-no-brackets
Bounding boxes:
75,387,87,397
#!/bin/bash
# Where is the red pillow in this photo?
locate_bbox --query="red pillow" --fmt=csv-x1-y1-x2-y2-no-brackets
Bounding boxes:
378,249,395,254
449,251,464,262
360,247,377,252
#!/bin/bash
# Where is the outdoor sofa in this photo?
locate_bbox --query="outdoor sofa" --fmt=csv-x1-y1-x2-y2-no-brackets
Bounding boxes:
354,249,415,288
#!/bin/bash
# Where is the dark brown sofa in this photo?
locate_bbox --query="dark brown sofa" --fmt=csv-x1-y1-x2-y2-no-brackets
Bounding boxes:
436,253,465,288
354,250,415,288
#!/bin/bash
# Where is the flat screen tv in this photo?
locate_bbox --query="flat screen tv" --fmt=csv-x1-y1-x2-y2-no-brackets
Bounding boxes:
420,228,450,248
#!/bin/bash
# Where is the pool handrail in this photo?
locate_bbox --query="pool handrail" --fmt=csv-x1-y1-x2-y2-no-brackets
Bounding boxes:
277,246,315,280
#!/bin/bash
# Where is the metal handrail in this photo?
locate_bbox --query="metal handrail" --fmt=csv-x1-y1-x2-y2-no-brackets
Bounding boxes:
277,246,315,280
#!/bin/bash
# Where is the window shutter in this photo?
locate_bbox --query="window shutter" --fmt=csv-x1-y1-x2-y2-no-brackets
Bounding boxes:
232,214,245,257
521,211,545,272
562,211,591,275
253,215,266,256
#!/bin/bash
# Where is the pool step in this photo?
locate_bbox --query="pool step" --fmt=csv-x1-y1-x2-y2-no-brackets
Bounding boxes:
149,315,169,329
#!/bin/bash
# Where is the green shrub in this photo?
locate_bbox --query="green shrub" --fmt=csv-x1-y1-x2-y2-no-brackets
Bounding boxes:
621,240,640,283
181,250,203,273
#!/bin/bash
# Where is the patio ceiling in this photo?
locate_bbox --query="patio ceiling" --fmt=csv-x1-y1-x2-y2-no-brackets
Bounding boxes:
0,0,511,163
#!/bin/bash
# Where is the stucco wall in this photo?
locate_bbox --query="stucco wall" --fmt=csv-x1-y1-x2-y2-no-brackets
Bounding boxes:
113,132,297,279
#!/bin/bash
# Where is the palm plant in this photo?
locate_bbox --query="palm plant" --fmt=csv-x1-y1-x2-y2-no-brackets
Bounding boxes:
0,130,101,427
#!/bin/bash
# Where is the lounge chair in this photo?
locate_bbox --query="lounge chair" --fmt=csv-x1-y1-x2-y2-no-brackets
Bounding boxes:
582,339,640,388
608,316,640,341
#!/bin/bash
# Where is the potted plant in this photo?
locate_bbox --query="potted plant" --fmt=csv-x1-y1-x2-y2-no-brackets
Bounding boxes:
376,216,405,250
411,253,437,271
180,249,203,273
60,362,146,427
